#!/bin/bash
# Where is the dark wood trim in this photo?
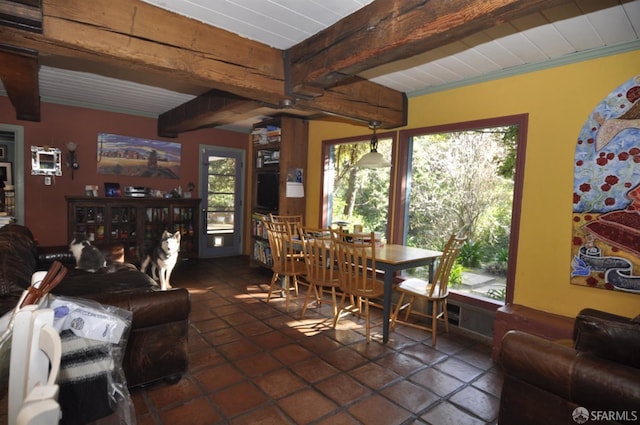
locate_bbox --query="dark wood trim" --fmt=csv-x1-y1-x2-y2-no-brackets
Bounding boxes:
288,0,574,94
320,130,397,233
0,48,40,121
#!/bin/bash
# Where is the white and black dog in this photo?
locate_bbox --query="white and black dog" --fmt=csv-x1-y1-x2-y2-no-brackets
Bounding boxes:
140,230,181,290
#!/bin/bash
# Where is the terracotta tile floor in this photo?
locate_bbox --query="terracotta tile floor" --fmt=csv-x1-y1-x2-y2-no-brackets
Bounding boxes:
130,257,502,425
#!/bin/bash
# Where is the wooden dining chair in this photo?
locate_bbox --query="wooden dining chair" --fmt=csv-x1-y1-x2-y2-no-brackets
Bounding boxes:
390,233,467,346
263,218,306,311
268,214,303,236
298,226,341,320
331,229,385,342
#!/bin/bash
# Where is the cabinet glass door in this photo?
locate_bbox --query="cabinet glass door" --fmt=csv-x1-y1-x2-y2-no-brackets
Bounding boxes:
200,147,244,257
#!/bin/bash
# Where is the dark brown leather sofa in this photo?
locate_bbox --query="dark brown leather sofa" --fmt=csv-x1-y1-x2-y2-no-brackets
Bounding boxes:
498,308,640,425
0,224,190,388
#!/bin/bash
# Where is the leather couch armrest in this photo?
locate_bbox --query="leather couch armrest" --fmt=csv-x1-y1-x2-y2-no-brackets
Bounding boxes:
500,331,576,400
88,288,191,329
574,310,640,369
501,330,640,415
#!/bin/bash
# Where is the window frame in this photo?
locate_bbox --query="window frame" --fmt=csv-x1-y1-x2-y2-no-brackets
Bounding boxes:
395,114,529,309
320,131,397,233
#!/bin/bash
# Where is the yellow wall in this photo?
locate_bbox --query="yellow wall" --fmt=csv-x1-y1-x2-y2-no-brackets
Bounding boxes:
306,49,640,319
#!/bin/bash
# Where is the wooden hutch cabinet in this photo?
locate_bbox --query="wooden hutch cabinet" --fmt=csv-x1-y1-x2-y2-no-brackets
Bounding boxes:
66,196,201,262
250,116,308,267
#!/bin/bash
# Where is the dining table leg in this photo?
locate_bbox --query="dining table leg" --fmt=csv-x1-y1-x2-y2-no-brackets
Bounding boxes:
381,268,394,343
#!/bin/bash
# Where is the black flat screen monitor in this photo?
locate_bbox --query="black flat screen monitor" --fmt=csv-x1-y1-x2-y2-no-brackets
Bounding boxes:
256,172,279,211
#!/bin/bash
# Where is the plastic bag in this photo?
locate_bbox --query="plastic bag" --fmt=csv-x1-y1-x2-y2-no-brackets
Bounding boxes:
45,295,136,425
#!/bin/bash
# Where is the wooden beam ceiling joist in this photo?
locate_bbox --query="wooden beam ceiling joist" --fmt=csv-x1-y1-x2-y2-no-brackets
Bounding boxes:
0,0,406,130
0,0,578,133
0,47,40,121
0,0,42,32
287,0,575,96
157,90,265,137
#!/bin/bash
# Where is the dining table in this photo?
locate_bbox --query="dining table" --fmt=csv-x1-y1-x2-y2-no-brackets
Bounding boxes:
372,244,443,343
292,235,443,343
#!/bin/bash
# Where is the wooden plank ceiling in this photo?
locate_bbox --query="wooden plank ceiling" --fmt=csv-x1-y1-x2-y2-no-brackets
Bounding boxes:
0,0,638,135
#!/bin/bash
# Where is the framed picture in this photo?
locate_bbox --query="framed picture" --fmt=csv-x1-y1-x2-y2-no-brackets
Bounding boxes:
0,161,12,185
0,145,7,160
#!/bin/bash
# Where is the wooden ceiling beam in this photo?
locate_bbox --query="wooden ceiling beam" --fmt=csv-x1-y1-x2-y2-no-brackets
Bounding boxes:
157,90,266,137
0,0,42,32
0,47,40,121
288,0,575,95
0,0,406,129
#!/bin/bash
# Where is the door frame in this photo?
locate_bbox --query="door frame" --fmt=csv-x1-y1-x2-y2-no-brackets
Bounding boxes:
198,144,245,258
0,124,24,225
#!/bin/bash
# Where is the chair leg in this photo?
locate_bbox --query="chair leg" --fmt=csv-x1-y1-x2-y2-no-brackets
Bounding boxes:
364,298,371,343
293,275,299,296
267,272,279,302
285,275,299,312
284,276,290,312
330,287,338,324
403,296,415,321
430,301,437,346
300,282,315,318
333,292,347,328
390,292,405,330
442,300,449,334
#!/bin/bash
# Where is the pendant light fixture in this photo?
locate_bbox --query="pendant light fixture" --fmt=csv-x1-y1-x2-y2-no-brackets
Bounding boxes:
355,120,391,168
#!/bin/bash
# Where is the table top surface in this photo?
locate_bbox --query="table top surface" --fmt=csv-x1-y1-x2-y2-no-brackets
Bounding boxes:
374,244,442,265
292,238,442,266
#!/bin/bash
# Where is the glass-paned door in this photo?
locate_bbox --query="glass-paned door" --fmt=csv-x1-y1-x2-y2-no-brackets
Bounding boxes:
199,146,244,257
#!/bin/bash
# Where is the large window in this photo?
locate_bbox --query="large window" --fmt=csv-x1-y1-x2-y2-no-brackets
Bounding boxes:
321,115,527,308
396,115,527,306
322,133,395,234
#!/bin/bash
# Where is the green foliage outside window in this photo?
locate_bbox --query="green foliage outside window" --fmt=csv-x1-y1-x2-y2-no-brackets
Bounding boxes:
326,124,517,292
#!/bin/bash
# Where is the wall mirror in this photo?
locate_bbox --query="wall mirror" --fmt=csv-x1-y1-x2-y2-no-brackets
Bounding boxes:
31,146,62,176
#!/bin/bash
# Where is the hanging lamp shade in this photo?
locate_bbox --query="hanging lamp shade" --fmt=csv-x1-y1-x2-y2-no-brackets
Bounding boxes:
356,121,391,168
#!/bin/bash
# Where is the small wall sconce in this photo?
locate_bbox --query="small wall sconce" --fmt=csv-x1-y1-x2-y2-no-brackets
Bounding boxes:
66,142,79,180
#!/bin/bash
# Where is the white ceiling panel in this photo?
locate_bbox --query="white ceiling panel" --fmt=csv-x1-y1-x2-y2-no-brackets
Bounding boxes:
586,6,637,44
553,15,604,50
520,25,575,58
624,1,640,34
39,67,196,117
141,0,374,48
454,49,502,75
473,41,525,69
494,33,549,63
435,56,479,79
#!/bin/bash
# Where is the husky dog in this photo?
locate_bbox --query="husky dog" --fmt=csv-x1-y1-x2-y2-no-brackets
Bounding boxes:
69,233,107,272
140,230,181,290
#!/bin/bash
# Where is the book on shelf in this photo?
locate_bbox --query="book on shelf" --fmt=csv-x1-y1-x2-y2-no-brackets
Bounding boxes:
252,125,281,145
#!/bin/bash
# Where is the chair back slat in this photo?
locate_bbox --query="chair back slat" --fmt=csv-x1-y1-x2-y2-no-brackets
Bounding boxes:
331,229,380,296
263,218,304,275
429,234,467,298
269,214,303,236
299,227,336,286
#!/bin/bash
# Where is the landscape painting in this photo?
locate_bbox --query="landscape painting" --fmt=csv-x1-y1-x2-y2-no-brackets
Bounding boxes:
97,133,181,179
